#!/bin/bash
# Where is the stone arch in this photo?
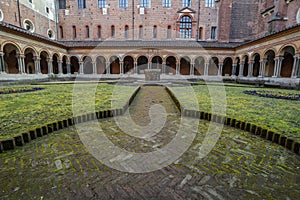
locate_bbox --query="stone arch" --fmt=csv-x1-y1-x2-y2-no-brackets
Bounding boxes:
123,55,134,74
3,43,20,74
280,46,295,77
208,57,219,76
24,47,37,74
180,56,191,75
52,53,59,74
194,56,205,76
252,53,260,77
62,55,68,74
1,41,21,53
264,50,275,77
166,56,177,75
110,56,120,74
279,44,296,56
234,57,240,76
222,57,233,76
242,55,249,76
40,51,49,74
137,55,148,74
70,56,79,74
96,56,106,74
83,56,93,74
151,56,163,72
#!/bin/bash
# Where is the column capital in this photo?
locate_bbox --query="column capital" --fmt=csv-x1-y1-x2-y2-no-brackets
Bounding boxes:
274,56,284,61
34,57,41,61
47,59,53,62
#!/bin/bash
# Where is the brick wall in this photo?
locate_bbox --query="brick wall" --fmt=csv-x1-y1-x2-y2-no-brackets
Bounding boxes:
0,0,56,39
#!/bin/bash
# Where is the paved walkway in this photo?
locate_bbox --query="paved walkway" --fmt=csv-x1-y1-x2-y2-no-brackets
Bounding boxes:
0,86,300,199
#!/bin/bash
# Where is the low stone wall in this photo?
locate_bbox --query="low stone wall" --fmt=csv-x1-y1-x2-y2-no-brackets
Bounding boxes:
0,86,141,153
165,86,300,155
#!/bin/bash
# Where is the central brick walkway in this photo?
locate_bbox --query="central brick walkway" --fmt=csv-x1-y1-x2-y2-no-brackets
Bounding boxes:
0,86,300,199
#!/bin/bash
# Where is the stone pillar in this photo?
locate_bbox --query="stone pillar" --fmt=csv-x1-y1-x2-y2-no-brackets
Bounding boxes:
291,55,299,78
148,62,151,69
120,61,124,74
218,64,223,76
162,62,166,74
47,59,53,75
79,61,84,74
247,61,254,77
17,55,26,74
92,62,97,75
272,56,283,78
106,62,110,74
34,57,41,74
258,60,266,77
134,62,137,74
0,53,5,73
66,62,71,74
204,63,209,76
176,63,180,75
231,64,237,77
58,61,63,75
190,63,194,76
239,62,244,77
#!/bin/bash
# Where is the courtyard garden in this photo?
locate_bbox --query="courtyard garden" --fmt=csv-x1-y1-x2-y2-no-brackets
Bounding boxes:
0,83,299,199
170,83,300,140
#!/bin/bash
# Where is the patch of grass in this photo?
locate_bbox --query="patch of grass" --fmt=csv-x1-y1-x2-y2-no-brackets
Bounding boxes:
0,84,138,140
170,84,300,140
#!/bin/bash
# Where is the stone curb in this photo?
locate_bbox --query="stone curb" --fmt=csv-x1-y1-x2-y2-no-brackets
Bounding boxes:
165,87,300,156
0,86,141,153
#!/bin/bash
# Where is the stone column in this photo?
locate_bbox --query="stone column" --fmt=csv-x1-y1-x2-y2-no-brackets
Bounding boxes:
291,55,299,78
190,63,195,76
272,56,283,78
120,61,124,74
176,63,180,75
239,62,244,77
0,52,5,73
231,64,237,77
34,57,41,74
247,61,254,77
106,62,110,74
58,61,63,75
47,59,53,75
17,55,26,74
204,63,209,76
134,62,137,74
218,64,223,76
148,62,151,69
79,61,84,74
162,62,166,74
66,62,71,75
92,62,97,75
259,60,266,77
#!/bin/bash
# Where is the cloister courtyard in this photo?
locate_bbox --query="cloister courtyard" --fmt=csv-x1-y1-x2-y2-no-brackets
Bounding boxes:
0,79,299,199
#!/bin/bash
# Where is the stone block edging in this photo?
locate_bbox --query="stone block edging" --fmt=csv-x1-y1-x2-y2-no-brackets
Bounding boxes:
165,87,300,156
0,86,141,153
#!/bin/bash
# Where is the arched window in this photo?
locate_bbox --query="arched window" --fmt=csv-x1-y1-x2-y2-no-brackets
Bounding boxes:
98,25,101,39
86,25,89,38
180,16,192,39
153,25,157,38
72,26,76,39
167,25,171,39
59,26,64,39
111,25,115,37
125,25,129,39
139,25,143,39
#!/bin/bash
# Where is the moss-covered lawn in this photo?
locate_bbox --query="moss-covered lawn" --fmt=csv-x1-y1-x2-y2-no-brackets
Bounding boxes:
0,84,138,140
170,84,300,140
